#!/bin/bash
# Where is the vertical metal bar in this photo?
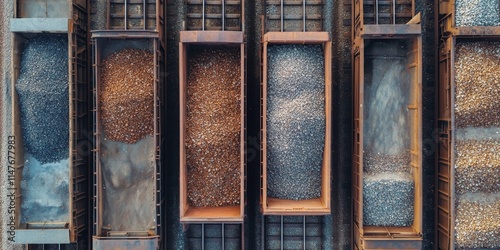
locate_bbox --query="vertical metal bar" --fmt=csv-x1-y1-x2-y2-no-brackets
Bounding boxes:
375,0,378,24
280,0,284,31
392,0,396,24
202,223,205,250
303,216,306,250
144,0,147,29
303,0,306,31
222,0,225,30
280,216,284,250
222,223,225,250
125,0,128,30
202,0,206,30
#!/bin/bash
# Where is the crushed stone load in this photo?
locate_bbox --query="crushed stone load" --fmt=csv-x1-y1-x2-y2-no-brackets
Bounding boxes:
454,40,500,248
454,41,500,128
455,139,500,194
100,48,154,143
455,193,500,249
186,46,241,207
100,135,155,231
363,151,411,174
266,44,325,200
16,34,69,164
363,173,414,227
455,0,500,27
20,154,69,223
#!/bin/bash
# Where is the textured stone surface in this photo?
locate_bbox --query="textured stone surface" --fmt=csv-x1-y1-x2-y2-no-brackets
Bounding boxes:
266,44,325,200
363,173,414,227
186,46,241,207
455,0,500,26
100,48,154,144
16,34,68,164
455,193,500,249
455,41,500,128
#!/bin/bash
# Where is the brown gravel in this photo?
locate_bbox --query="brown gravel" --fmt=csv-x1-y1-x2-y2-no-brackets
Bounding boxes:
455,139,500,194
100,48,154,143
455,194,500,249
186,46,241,207
363,151,411,174
455,41,500,128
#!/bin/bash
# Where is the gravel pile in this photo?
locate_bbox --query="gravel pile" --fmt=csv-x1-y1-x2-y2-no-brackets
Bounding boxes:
455,139,500,194
266,45,325,200
454,41,500,248
363,173,414,226
16,34,69,164
455,193,500,249
455,0,500,26
455,41,500,128
363,151,411,173
100,48,154,144
186,46,241,207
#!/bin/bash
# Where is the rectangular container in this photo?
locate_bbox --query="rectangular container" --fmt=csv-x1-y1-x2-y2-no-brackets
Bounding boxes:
352,0,416,39
436,36,500,250
179,30,246,222
11,0,87,32
92,31,165,249
352,33,423,249
438,0,500,36
260,32,332,215
10,0,89,246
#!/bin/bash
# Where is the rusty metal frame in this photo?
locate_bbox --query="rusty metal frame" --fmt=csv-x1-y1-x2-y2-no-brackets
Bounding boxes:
437,0,500,38
10,0,89,248
263,0,324,33
260,216,324,249
91,30,165,249
352,33,423,249
179,39,246,223
260,31,332,215
106,0,165,35
186,0,243,31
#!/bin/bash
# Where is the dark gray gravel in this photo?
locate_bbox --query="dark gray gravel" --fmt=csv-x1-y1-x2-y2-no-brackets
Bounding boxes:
266,44,325,200
16,34,69,164
363,173,414,227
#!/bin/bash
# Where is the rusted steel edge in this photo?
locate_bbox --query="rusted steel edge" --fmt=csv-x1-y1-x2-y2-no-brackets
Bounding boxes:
91,30,160,39
263,31,330,43
180,30,244,43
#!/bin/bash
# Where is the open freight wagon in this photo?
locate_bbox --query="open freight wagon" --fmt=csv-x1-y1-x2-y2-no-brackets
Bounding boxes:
352,1,423,246
437,0,500,37
92,31,165,249
91,0,165,248
260,0,331,215
179,0,246,224
9,0,89,247
436,1,500,249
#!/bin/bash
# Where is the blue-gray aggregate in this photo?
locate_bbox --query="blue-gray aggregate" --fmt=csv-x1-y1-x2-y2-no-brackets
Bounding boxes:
266,44,325,200
16,34,68,164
